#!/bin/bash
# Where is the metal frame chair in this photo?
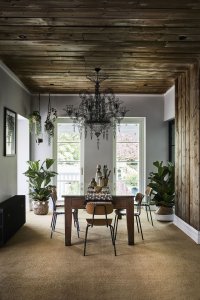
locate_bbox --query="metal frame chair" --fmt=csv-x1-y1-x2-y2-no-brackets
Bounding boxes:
84,202,116,256
141,186,154,226
114,192,144,240
50,186,80,238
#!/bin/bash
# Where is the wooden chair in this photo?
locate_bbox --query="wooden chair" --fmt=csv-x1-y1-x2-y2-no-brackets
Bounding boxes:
114,192,144,240
84,202,116,256
50,186,80,238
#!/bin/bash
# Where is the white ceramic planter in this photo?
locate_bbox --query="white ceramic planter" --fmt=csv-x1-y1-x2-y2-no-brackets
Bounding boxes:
154,206,174,222
154,212,174,222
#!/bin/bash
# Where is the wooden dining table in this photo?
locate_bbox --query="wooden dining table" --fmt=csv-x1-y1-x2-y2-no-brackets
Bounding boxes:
63,195,134,246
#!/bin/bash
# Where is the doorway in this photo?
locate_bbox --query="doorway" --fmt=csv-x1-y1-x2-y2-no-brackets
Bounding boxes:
17,115,30,210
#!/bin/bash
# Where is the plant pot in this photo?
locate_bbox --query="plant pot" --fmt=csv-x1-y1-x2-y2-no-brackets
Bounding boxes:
131,187,138,196
155,206,174,221
32,200,49,215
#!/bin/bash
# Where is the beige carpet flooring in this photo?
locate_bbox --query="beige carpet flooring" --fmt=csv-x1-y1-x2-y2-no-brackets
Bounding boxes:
0,209,200,300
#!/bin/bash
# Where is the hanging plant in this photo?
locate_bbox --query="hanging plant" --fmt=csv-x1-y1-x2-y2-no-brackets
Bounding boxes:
29,110,42,136
44,94,57,145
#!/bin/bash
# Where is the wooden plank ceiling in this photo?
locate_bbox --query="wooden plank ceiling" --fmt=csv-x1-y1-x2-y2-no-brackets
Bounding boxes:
0,0,200,94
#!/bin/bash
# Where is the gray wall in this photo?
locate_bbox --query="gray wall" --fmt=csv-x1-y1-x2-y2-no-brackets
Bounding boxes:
0,63,31,203
164,86,175,121
124,95,168,185
31,94,168,193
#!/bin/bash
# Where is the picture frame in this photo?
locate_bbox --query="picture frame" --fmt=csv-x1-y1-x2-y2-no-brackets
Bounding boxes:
4,107,16,156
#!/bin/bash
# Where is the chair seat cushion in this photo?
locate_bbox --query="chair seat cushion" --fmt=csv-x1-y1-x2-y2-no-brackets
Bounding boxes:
115,209,126,216
55,204,64,208
86,218,112,226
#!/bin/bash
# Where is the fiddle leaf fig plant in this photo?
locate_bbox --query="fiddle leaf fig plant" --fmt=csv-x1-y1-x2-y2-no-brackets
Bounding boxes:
148,161,175,207
24,158,57,201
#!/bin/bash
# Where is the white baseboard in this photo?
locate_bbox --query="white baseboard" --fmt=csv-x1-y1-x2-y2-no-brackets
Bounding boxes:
173,215,200,244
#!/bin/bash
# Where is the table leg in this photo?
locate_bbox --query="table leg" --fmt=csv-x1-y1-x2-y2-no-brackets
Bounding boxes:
65,198,72,246
126,198,134,245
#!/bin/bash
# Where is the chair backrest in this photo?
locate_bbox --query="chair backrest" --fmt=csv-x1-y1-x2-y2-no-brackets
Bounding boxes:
135,192,144,214
50,186,58,210
86,202,113,227
86,202,113,215
145,186,153,204
145,186,152,197
135,192,144,204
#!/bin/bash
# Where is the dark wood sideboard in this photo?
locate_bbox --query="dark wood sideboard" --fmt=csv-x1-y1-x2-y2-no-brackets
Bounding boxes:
0,195,26,246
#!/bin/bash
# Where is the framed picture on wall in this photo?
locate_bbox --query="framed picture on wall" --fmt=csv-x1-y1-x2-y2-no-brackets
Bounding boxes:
4,107,16,156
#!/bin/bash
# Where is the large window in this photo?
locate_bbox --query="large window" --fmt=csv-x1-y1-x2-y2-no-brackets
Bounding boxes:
54,119,84,198
114,118,145,195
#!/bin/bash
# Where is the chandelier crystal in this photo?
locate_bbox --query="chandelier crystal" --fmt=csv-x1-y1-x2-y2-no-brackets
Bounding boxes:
64,68,128,148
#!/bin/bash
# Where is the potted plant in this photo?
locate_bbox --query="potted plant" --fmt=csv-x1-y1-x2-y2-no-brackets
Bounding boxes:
148,160,175,221
24,158,57,215
44,107,57,145
44,94,57,145
29,111,42,136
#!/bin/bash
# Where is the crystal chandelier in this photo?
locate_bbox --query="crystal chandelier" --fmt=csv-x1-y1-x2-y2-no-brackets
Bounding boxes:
64,68,128,148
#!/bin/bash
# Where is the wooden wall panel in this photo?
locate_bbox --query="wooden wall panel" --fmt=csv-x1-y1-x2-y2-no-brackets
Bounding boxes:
175,78,179,216
175,62,200,230
175,77,182,217
185,70,190,224
189,64,200,229
181,72,186,219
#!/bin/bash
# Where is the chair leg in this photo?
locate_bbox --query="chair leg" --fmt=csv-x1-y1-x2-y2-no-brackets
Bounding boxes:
53,214,57,231
50,213,55,229
52,212,56,230
137,216,144,240
148,205,154,226
135,216,139,233
73,209,78,225
76,221,80,238
109,225,117,256
113,214,119,240
50,213,57,238
84,225,90,256
145,206,150,222
109,225,115,245
73,209,80,238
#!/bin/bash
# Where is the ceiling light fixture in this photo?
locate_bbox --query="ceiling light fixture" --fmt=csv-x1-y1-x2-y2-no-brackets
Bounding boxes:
64,68,128,148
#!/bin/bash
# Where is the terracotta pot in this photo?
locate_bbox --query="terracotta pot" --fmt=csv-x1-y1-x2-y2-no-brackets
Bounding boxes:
32,200,49,215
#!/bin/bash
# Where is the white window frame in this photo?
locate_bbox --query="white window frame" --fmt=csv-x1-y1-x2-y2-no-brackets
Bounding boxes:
113,117,146,195
53,117,84,196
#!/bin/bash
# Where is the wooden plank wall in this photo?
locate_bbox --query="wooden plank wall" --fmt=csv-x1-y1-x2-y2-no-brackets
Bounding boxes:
175,62,200,230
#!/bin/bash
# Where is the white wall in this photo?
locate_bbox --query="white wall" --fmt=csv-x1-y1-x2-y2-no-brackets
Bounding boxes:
31,93,168,193
0,62,31,203
84,127,113,193
164,85,175,121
